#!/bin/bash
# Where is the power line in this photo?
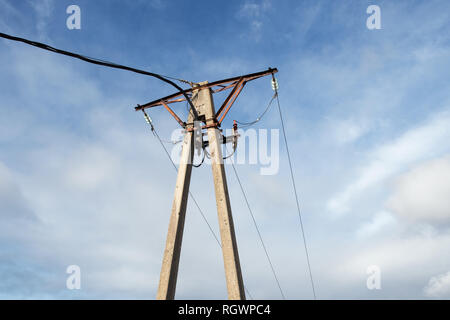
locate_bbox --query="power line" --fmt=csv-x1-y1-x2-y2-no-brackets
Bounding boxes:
0,31,199,120
228,156,286,299
236,93,277,128
231,76,315,299
273,82,317,299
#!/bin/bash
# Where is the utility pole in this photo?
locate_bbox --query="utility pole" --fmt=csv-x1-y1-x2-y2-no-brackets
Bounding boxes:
136,68,278,300
156,102,195,300
201,83,246,299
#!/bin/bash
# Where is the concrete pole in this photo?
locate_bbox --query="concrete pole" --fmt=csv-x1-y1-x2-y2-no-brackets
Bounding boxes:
156,83,245,300
200,86,246,300
156,115,194,300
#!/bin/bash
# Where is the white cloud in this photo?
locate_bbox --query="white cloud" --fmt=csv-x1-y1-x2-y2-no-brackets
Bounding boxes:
356,211,397,239
327,110,450,215
237,0,271,18
63,146,121,191
236,0,271,41
238,3,262,18
332,117,371,145
28,0,54,39
0,162,36,222
424,271,450,298
336,233,450,286
387,155,450,224
133,0,166,10
0,0,22,31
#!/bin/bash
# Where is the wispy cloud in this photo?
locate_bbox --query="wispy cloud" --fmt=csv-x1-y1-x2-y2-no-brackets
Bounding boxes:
327,110,450,216
235,0,272,41
356,211,397,239
0,0,22,32
28,0,54,39
424,271,450,298
387,155,450,225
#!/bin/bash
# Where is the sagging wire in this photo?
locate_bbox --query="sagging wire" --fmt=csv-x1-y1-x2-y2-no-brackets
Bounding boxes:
193,147,206,168
222,148,236,160
236,93,277,128
202,127,239,161
226,144,286,300
0,31,200,120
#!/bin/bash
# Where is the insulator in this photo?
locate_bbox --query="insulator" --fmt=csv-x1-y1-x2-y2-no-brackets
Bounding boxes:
142,110,155,131
143,112,153,125
232,120,239,150
271,78,279,91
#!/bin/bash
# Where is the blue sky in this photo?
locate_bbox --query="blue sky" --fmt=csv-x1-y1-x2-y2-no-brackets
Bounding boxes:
1,0,450,299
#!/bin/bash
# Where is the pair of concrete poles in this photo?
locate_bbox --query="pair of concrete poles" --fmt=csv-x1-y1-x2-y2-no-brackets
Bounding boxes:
156,83,245,300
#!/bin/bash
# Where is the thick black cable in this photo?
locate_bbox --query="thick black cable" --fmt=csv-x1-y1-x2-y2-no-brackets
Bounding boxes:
192,148,206,168
228,157,286,299
274,87,317,299
0,32,199,120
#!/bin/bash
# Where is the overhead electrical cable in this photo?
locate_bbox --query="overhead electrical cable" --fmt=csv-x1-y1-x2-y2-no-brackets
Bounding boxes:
0,31,199,120
272,76,317,299
228,156,286,299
